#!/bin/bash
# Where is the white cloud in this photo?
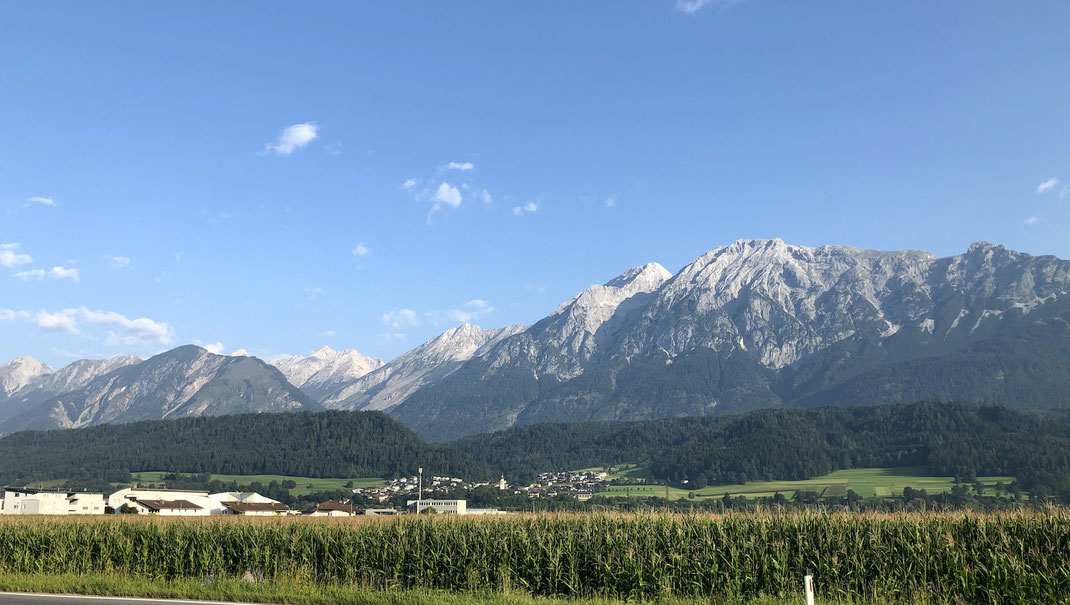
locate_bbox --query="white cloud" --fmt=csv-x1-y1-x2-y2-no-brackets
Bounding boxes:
27,196,55,206
676,0,739,14
33,310,80,334
428,299,495,324
481,189,493,204
48,266,79,282
203,342,225,354
445,162,474,171
108,256,131,270
0,308,23,321
401,178,417,190
304,286,324,301
0,243,32,268
605,197,617,208
352,243,370,257
435,183,463,208
375,332,408,343
320,329,336,337
512,202,538,216
381,308,420,329
13,266,79,282
13,269,45,281
1037,178,1059,194
77,308,173,346
231,348,252,357
262,122,319,156
1025,216,1040,225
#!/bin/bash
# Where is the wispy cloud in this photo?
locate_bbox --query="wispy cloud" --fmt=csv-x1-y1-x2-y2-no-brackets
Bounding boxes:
512,202,538,217
27,196,55,206
107,256,131,270
604,197,617,208
428,299,495,324
10,307,173,345
675,0,743,14
1037,178,1059,194
444,161,474,171
0,243,32,268
352,243,370,257
381,308,420,329
14,266,80,282
320,329,336,337
262,122,319,156
304,286,324,301
1025,216,1040,226
400,178,417,190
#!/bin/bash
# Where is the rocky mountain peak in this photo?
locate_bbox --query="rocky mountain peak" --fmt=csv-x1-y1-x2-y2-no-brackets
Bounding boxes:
0,356,54,396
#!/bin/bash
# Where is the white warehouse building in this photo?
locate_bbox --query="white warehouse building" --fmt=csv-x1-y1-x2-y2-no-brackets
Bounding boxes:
0,488,105,515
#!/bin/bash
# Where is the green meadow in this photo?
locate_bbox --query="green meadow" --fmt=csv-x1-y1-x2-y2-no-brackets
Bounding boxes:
599,467,1015,500
130,471,386,495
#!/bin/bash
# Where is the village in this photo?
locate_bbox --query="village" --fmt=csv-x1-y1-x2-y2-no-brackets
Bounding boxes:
0,470,613,517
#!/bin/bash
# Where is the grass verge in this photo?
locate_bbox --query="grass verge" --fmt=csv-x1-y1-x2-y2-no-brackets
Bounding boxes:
0,573,872,605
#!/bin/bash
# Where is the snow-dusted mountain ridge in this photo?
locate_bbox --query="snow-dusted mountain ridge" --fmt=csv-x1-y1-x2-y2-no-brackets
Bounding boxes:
391,238,1070,441
271,346,383,406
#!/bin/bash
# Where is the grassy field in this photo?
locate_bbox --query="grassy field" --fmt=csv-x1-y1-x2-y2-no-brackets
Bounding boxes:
130,471,386,495
600,467,1016,500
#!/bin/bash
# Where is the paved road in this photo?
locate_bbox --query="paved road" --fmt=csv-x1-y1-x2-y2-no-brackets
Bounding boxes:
0,594,261,605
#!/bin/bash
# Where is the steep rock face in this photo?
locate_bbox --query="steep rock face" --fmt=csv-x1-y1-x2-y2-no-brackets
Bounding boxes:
479,263,673,381
0,346,318,434
338,323,527,411
392,240,1070,441
271,346,383,406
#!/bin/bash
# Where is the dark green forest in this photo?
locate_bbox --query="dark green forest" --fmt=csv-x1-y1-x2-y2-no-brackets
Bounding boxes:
0,410,491,487
455,402,1070,500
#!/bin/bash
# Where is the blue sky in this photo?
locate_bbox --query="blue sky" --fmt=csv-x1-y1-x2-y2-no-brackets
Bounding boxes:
2,1,1069,367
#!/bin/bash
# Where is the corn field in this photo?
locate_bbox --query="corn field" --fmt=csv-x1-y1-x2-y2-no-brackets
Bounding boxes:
0,512,1067,602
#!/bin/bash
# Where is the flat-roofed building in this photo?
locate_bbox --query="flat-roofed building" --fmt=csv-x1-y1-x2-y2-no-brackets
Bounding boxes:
220,501,289,516
406,499,467,515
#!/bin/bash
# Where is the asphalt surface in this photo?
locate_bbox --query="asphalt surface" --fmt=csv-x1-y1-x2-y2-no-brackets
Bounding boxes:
0,594,259,605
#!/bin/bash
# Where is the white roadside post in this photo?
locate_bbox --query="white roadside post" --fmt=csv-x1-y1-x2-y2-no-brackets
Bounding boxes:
804,569,815,605
418,467,423,515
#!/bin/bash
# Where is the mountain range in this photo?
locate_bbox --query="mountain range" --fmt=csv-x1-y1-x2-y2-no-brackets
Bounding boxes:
3,239,1068,440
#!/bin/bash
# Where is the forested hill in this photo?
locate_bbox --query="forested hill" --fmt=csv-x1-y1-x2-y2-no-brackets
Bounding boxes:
0,410,491,485
454,402,1070,497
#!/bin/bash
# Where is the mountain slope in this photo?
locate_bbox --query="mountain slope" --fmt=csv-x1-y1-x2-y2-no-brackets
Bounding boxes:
270,346,383,406
392,240,1070,441
0,355,141,426
0,346,318,434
